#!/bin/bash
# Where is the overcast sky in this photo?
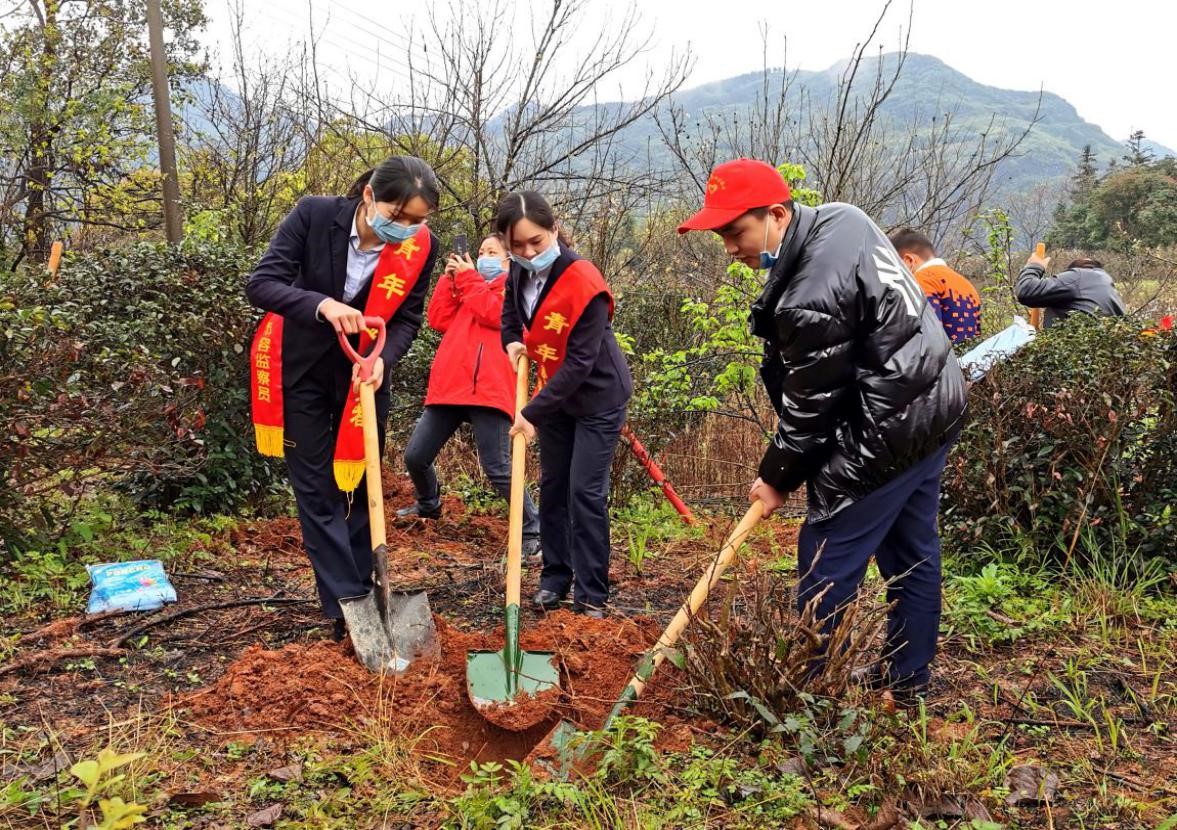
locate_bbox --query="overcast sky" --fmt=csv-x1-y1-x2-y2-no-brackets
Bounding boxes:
202,0,1177,150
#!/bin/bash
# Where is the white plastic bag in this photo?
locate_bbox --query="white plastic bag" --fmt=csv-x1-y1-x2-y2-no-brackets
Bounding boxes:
85,559,178,614
959,316,1037,381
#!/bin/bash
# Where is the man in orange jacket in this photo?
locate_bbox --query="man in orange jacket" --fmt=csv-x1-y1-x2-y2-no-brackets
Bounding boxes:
889,228,981,343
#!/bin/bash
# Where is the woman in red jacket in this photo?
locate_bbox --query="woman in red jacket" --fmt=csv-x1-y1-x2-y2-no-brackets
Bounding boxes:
397,233,541,558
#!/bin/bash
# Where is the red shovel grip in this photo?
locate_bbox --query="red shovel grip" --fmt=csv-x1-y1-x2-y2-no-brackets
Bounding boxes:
336,316,387,382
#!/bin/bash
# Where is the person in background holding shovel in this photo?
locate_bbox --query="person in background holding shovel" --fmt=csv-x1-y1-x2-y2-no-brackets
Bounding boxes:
246,156,441,642
397,233,542,563
1015,251,1125,328
497,191,633,619
678,159,967,702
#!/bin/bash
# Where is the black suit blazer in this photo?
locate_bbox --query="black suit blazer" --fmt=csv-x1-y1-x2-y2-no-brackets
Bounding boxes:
246,195,438,389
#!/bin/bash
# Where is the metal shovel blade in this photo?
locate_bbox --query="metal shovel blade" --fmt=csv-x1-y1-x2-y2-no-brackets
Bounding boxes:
339,589,438,674
339,592,398,673
526,718,582,778
466,646,560,731
385,589,439,664
466,649,561,705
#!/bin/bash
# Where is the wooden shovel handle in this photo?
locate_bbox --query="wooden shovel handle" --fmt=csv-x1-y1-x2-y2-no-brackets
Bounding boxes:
505,357,530,609
359,382,390,619
623,501,765,701
1029,243,1046,329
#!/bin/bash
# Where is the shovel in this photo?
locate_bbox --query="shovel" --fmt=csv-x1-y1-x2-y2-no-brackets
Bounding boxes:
529,501,765,775
337,316,439,673
466,356,561,730
1028,242,1046,330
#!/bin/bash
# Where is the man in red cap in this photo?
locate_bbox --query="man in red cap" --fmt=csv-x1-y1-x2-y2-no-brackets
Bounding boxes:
680,159,967,701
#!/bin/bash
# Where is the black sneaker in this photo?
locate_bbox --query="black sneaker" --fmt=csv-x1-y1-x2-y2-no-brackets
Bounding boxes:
532,589,566,611
889,681,931,708
571,601,606,619
853,664,930,706
851,664,889,690
396,503,441,520
522,537,542,567
331,618,347,643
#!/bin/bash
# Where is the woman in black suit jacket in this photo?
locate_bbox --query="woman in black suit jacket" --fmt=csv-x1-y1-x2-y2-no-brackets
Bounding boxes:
498,191,633,618
246,156,441,639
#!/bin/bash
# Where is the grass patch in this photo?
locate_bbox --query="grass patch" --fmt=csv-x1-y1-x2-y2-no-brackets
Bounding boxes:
1,491,237,625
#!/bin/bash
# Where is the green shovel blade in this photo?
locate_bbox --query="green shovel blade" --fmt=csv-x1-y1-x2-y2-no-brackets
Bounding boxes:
466,602,559,707
466,648,560,706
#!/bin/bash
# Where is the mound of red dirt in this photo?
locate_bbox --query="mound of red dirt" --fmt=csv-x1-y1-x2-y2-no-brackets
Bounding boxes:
233,472,512,584
177,610,698,777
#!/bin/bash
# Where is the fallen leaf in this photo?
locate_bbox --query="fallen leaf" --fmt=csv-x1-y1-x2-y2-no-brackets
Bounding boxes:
963,799,995,822
919,795,965,818
26,751,72,782
1005,764,1059,805
775,755,807,776
267,763,303,783
863,801,900,830
246,804,283,827
168,791,222,807
919,795,994,822
808,806,859,830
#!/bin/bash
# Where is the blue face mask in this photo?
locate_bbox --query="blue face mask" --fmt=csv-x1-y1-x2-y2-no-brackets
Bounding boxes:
512,238,560,272
759,220,781,271
368,204,422,244
477,256,505,280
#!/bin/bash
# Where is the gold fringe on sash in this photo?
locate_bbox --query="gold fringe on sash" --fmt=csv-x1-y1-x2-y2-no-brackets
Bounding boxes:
333,459,366,493
254,424,285,458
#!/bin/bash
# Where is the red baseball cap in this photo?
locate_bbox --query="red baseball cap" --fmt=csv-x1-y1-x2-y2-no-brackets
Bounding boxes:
677,158,792,234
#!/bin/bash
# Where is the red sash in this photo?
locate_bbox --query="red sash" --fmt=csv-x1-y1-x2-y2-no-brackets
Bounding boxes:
251,226,432,492
523,260,614,391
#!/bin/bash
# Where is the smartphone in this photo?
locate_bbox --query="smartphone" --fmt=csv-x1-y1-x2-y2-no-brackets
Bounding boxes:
453,233,468,258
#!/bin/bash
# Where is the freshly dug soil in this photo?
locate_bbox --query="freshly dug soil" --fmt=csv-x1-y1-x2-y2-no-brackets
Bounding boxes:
475,684,565,732
177,610,690,777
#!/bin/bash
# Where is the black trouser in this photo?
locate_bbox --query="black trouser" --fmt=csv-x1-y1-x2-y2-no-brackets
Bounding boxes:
283,349,389,619
536,404,626,607
796,441,951,688
402,404,540,540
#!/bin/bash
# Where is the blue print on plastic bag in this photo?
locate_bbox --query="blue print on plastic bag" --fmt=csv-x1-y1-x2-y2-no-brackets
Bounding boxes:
86,559,178,614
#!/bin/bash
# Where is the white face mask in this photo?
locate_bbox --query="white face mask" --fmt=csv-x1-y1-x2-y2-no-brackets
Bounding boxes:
759,218,782,271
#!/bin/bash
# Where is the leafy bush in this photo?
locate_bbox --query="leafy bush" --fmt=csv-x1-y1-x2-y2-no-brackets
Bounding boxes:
943,316,1176,568
942,561,1069,650
0,240,286,550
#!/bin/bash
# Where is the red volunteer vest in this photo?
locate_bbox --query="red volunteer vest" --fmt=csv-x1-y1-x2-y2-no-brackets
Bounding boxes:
523,260,614,391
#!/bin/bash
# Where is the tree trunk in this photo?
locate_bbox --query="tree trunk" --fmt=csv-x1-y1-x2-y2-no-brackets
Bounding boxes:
21,1,57,266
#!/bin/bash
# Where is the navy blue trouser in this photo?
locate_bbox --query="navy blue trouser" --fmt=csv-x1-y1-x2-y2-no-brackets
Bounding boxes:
536,404,626,607
796,441,951,687
403,404,540,540
284,350,389,619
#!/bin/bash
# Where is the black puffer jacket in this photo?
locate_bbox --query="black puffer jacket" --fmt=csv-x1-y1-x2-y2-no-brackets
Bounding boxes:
752,203,967,521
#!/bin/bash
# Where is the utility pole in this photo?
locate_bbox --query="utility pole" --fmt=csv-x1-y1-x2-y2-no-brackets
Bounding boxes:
147,0,183,244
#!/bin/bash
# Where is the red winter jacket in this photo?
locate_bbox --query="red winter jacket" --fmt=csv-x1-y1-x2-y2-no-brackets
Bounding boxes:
424,268,515,418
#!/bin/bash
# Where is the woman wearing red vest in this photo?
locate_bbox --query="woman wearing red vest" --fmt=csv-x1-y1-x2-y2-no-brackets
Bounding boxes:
246,156,441,641
497,191,633,618
397,234,541,557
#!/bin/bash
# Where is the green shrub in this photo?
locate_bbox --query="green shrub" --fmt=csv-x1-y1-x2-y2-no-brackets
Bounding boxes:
0,240,286,550
943,316,1176,569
